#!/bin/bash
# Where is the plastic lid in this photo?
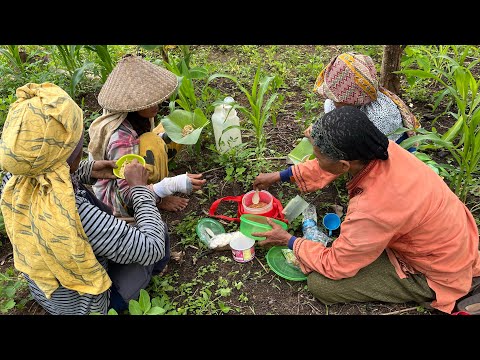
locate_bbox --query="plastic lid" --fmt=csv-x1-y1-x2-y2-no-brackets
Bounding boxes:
196,218,226,247
265,246,307,281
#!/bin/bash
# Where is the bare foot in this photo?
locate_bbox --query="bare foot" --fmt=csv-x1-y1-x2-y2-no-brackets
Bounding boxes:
158,195,189,212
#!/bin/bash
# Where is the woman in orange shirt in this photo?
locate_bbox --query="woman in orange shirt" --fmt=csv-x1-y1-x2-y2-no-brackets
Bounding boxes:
253,106,480,314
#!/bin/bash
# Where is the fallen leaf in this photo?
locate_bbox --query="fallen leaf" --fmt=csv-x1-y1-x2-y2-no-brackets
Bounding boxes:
0,252,13,266
331,204,344,218
171,251,185,262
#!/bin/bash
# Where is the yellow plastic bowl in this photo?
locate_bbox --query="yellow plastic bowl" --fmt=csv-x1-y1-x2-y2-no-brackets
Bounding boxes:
113,154,146,179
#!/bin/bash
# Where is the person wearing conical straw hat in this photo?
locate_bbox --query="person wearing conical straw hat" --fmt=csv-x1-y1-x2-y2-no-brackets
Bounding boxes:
88,54,206,217
0,82,169,314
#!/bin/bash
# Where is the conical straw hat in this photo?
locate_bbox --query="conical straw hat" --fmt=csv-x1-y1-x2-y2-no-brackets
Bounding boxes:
98,54,178,112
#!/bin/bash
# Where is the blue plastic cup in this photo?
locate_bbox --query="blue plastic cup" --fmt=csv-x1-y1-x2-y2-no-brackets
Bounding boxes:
322,213,341,236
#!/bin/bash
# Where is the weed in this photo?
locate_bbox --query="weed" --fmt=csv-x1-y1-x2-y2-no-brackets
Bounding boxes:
218,255,232,263
233,281,244,290
238,292,249,303
171,211,200,247
0,267,31,314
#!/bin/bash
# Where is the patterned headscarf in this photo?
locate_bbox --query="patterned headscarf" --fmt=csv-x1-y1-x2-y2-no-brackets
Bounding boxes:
0,83,111,299
314,52,421,136
314,52,378,106
310,106,389,162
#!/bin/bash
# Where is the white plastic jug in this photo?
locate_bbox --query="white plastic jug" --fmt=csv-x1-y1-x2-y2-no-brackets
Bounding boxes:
211,96,242,153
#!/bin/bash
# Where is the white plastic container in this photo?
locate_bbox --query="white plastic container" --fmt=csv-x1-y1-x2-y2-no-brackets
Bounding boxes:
211,96,242,153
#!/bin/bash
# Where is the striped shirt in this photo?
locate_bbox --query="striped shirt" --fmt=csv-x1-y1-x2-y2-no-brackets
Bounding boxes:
1,160,166,315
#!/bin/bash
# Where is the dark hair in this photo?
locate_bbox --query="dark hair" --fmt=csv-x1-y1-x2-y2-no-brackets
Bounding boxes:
310,106,389,162
127,111,152,137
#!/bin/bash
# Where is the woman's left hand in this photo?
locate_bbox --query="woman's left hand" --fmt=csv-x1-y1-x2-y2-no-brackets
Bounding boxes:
304,124,313,140
92,160,118,179
188,173,206,191
252,218,292,247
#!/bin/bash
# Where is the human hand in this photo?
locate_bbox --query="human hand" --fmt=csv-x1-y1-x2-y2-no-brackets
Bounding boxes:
253,172,280,191
91,160,118,179
252,218,292,247
304,125,313,140
124,159,149,187
187,173,206,191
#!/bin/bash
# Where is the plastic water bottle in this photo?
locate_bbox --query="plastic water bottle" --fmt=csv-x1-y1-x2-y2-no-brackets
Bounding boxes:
302,204,331,246
211,96,242,153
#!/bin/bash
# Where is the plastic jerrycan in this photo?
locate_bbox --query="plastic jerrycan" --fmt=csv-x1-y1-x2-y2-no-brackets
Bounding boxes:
211,96,242,153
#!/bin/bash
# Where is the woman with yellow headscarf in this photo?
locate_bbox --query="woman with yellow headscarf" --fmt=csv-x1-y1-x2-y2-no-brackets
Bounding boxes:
0,82,168,315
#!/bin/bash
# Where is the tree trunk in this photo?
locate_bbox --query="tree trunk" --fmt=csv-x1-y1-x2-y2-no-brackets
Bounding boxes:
380,45,405,94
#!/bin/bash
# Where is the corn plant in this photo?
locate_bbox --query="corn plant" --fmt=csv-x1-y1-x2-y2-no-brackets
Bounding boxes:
54,45,93,98
142,45,204,112
402,45,456,86
206,66,281,154
55,45,84,74
401,45,477,119
140,45,183,65
162,58,208,113
83,45,114,83
148,47,213,154
0,45,26,75
399,59,480,202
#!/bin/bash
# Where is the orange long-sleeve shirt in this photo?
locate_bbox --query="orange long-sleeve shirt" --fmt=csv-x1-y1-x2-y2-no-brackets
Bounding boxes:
290,141,480,314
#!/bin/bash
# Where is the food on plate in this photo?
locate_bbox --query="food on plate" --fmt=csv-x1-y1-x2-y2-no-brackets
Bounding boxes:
182,124,194,137
281,248,300,268
118,160,131,178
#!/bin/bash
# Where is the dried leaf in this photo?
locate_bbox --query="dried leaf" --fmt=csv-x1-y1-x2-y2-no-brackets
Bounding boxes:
0,252,13,266
331,204,344,218
171,250,185,262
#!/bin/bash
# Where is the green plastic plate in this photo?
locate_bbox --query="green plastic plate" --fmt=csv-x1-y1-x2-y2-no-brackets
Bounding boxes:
265,246,307,281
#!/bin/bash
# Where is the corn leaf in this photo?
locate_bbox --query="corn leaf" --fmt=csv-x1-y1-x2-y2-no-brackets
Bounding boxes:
441,115,464,142
399,133,453,150
187,67,208,79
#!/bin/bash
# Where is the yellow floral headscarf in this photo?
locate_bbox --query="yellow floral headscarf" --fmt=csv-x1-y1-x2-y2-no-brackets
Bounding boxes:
0,83,111,299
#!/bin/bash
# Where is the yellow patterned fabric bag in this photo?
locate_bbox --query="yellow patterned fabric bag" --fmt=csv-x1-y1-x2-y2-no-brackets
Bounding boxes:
137,122,183,184
0,83,111,298
138,131,169,184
